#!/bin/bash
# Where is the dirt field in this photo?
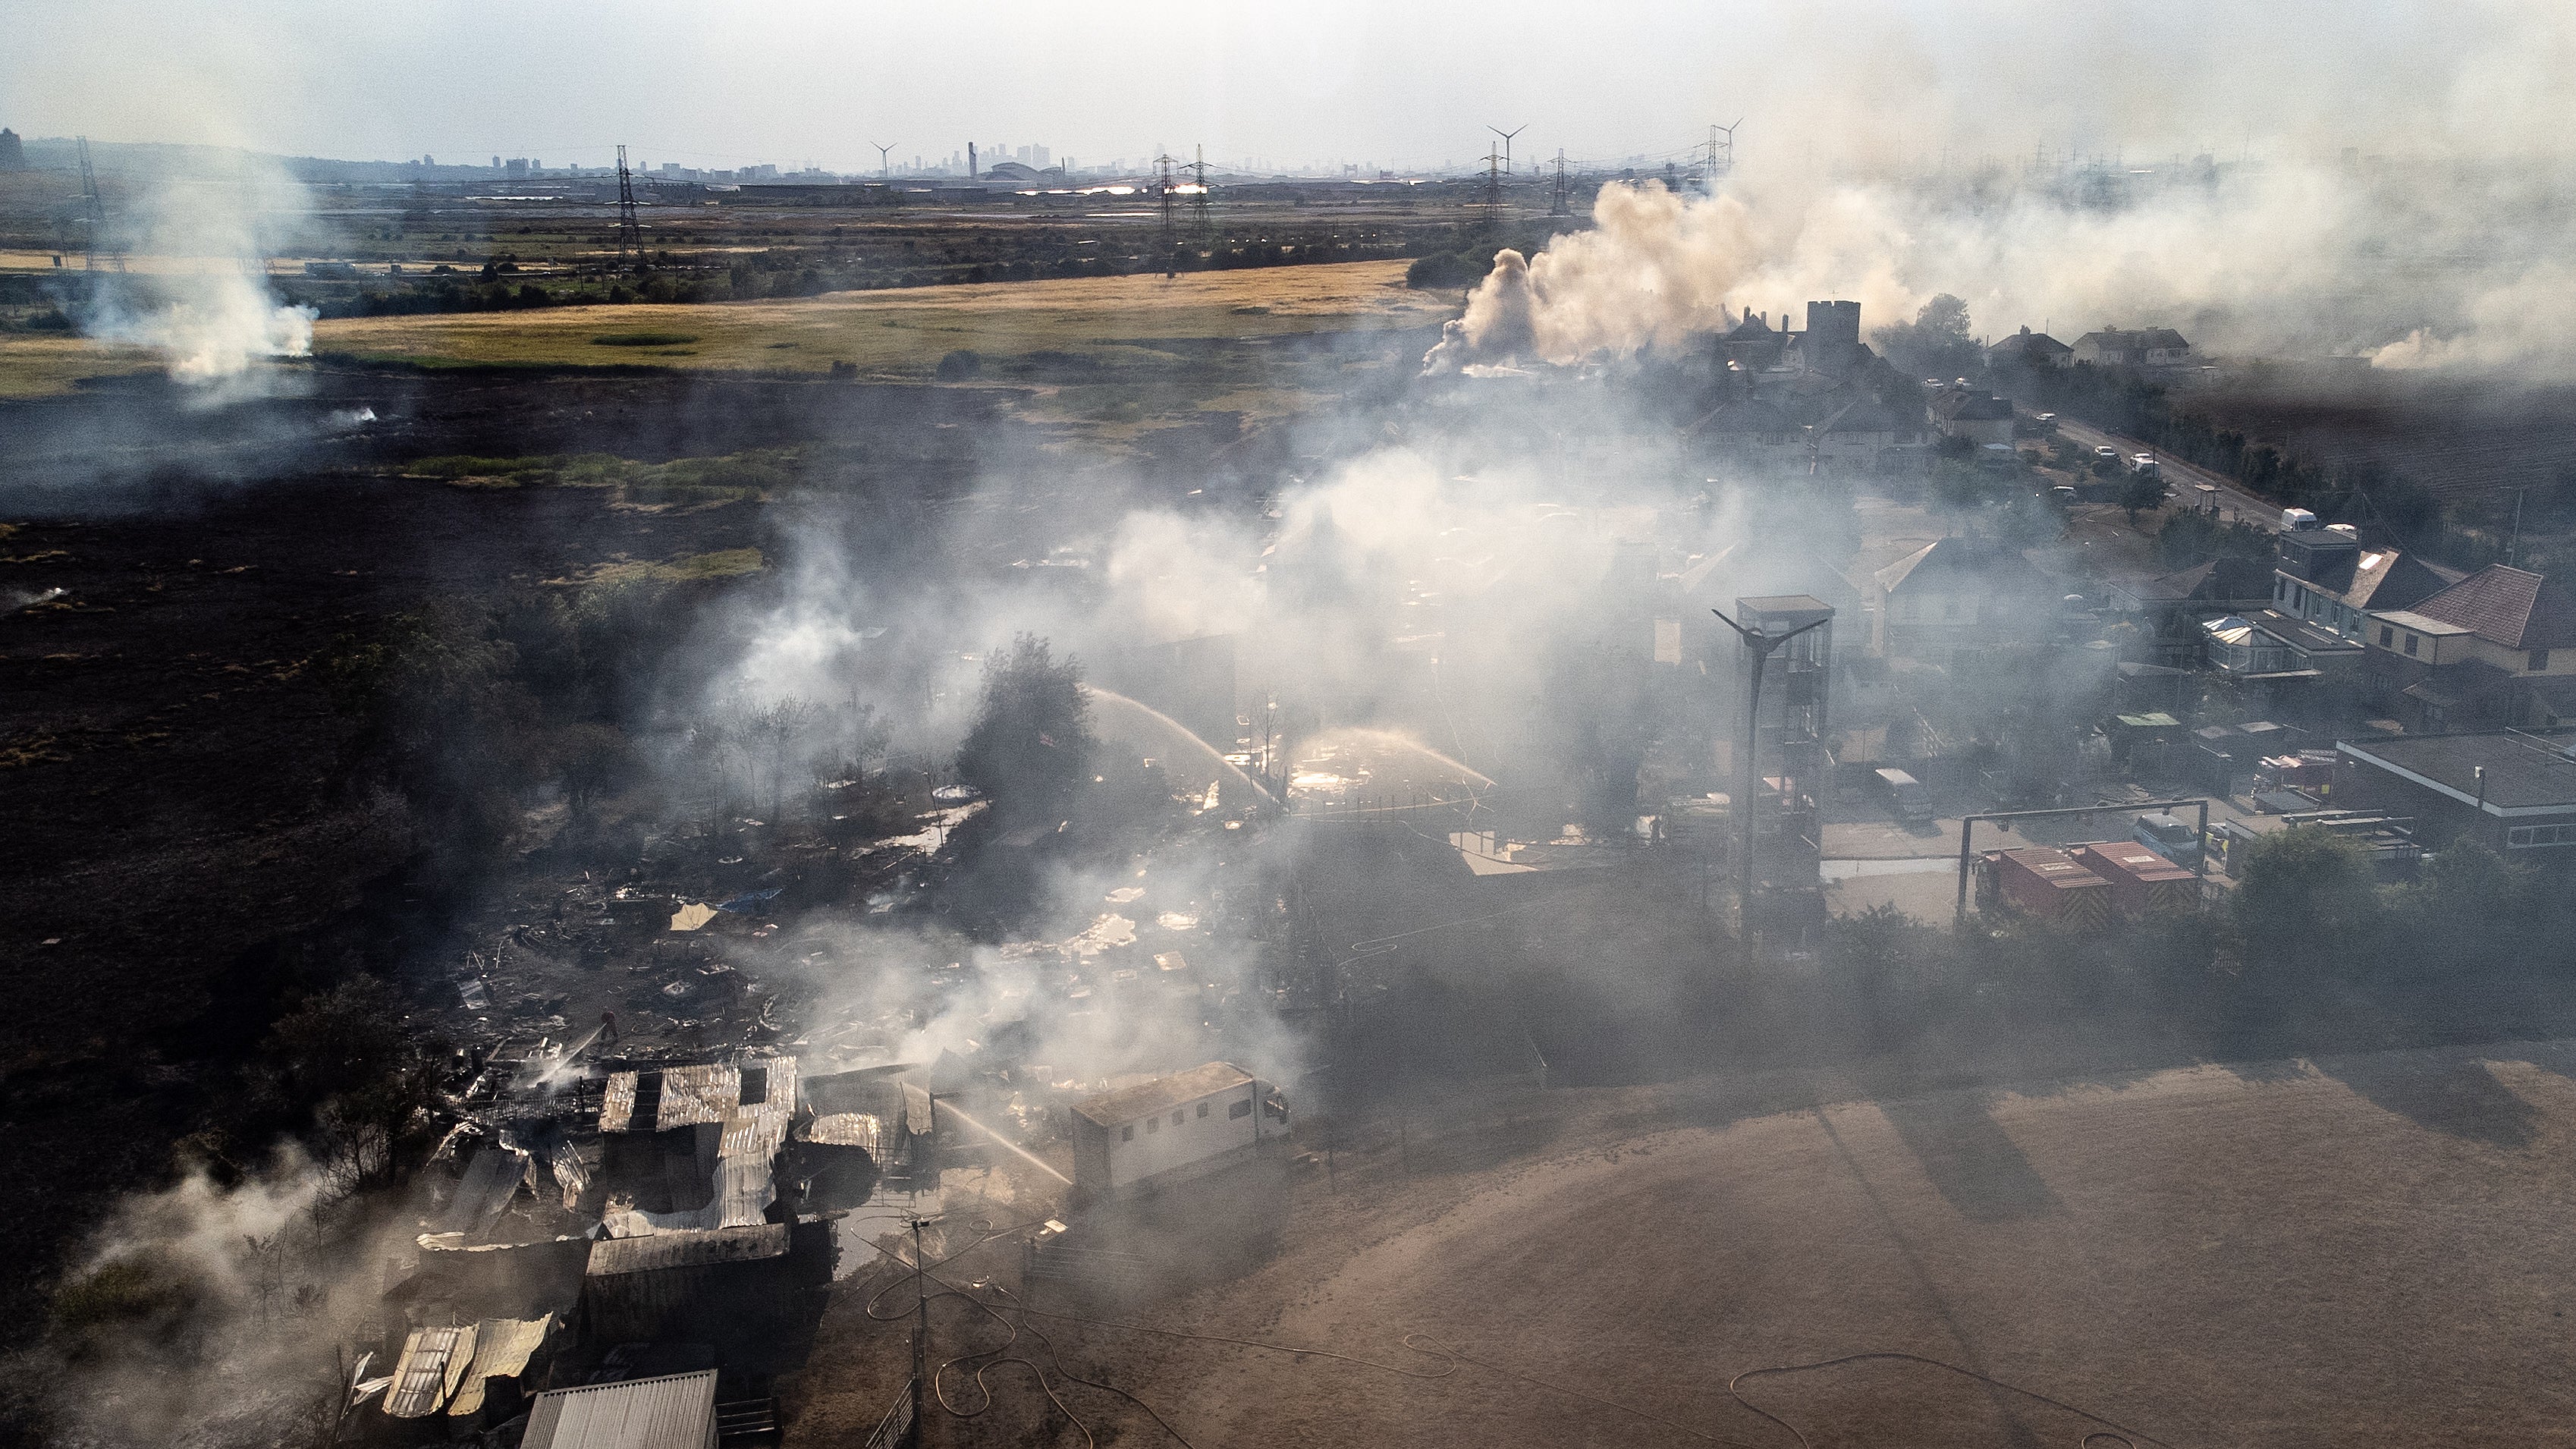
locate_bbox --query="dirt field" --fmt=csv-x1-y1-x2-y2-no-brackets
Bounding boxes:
796,1042,2576,1447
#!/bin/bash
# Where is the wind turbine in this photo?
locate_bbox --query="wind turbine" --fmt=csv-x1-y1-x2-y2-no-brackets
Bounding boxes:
1488,124,1525,175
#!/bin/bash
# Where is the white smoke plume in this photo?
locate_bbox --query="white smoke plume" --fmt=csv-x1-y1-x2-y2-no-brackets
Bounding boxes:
1425,160,2576,381
27,1150,393,1448
81,154,320,386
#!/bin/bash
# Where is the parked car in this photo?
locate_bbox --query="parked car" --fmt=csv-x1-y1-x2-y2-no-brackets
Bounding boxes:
2282,508,2322,531
2133,811,2202,868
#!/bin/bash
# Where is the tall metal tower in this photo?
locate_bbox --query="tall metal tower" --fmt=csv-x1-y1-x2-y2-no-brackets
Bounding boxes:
1480,146,1506,233
614,145,643,272
1550,149,1571,216
1189,144,1213,247
76,137,115,271
1708,600,1832,956
1152,152,1183,276
1704,120,1741,191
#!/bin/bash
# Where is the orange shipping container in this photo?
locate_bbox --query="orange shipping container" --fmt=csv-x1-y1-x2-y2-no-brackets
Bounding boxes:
1993,847,2113,929
2072,841,2197,917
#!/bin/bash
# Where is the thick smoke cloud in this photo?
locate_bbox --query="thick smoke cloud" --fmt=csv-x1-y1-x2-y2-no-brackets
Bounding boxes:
1428,159,2576,379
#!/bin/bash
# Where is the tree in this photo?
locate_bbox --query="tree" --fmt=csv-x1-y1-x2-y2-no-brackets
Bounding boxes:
263,976,446,1193
955,635,1093,821
1874,293,1981,379
2119,467,2168,523
740,696,817,822
2232,826,2380,969
557,721,633,817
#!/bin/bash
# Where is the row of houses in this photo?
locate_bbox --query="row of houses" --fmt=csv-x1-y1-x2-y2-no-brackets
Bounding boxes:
2119,524,2576,731
1987,325,2194,372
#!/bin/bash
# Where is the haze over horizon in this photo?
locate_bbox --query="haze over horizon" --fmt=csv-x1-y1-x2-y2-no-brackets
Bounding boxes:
8,0,2574,175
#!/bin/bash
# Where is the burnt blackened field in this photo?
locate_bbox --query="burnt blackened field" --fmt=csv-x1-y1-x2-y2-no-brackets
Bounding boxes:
0,369,1117,1351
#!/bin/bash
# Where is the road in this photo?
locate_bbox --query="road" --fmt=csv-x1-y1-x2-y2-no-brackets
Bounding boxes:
2041,411,2284,532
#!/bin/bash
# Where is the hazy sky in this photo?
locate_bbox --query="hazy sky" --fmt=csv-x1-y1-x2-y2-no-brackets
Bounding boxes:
6,0,2568,173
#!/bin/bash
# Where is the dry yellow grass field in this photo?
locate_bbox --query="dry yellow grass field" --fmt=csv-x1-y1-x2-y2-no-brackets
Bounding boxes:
0,261,1451,412
312,260,1448,376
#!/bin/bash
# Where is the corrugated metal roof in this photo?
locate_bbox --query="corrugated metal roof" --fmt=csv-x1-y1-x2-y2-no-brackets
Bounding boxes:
523,1369,718,1449
1072,1062,1253,1127
805,1111,883,1154
385,1324,476,1418
448,1314,556,1417
586,1223,789,1277
598,1058,800,1231
438,1146,532,1238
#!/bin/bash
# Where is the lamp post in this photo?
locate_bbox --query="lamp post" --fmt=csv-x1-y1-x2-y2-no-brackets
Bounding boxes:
1710,608,1830,957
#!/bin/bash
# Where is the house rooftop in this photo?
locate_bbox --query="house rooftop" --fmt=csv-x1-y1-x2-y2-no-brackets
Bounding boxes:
1873,536,2034,596
2371,609,2473,637
2405,564,2576,651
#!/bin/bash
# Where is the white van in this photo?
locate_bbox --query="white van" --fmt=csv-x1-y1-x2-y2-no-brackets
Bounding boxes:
2282,508,2322,531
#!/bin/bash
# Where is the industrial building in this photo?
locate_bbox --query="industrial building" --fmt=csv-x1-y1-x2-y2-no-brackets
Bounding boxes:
1067,1061,1285,1204
2334,730,2576,857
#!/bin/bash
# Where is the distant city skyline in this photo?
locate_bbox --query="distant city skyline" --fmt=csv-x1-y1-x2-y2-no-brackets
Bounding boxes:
8,0,2572,178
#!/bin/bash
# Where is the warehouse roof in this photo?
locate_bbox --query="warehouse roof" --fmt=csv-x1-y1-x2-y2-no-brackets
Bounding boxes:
1071,1062,1254,1127
2339,731,2576,814
522,1370,718,1449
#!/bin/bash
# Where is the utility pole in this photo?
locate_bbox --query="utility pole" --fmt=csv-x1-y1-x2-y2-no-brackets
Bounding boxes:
614,145,642,273
1480,147,1505,234
1708,608,1829,957
908,1215,935,1438
1550,149,1570,216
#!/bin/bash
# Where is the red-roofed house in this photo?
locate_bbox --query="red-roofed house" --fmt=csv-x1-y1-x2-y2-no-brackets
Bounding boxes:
2365,565,2576,731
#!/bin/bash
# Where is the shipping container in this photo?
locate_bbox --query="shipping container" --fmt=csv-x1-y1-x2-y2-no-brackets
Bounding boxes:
1872,767,1935,822
2071,841,2197,916
1990,847,2113,929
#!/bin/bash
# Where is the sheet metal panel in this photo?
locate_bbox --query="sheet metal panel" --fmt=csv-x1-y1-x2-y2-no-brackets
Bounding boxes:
806,1112,883,1155
522,1369,718,1449
385,1323,475,1418
447,1314,554,1417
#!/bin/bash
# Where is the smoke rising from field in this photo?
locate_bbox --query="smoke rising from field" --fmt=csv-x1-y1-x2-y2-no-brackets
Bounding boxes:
27,1152,386,1448
81,157,319,386
1428,159,2576,381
